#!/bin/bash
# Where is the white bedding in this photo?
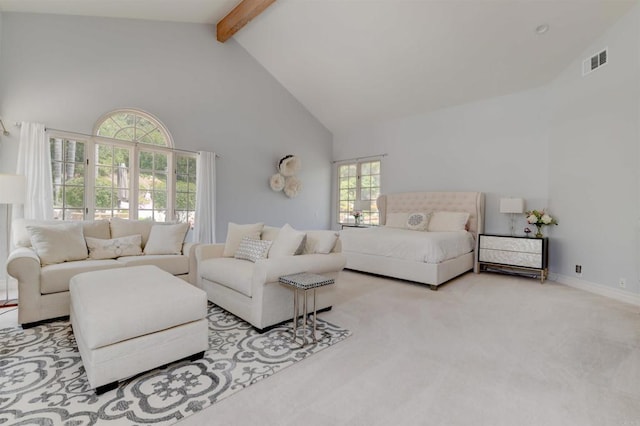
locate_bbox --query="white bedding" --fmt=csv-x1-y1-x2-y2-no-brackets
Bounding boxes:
340,227,475,264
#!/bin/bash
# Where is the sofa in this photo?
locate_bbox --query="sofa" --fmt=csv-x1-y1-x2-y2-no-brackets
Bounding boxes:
194,223,346,331
7,217,197,327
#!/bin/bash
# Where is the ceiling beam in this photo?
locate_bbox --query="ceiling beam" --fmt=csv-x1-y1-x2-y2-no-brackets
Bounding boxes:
217,0,276,43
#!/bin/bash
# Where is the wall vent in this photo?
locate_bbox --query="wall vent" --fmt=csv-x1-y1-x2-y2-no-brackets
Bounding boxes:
582,48,607,76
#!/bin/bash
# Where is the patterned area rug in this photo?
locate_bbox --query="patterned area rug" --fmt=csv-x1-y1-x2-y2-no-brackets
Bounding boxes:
0,304,351,425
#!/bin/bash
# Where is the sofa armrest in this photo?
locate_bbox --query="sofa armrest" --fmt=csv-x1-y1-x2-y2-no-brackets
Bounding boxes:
182,242,199,285
195,244,225,261
193,244,225,288
253,253,347,286
7,247,41,277
7,248,42,316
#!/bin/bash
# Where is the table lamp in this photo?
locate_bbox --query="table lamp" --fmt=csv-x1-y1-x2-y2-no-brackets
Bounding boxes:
500,197,524,236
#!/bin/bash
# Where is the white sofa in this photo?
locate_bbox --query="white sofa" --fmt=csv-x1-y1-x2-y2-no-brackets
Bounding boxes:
194,224,346,331
7,218,197,327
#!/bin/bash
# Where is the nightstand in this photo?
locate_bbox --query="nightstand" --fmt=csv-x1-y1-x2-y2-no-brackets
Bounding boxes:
477,234,548,283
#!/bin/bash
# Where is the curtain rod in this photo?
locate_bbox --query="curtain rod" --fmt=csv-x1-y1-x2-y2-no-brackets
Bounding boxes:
332,153,387,164
14,122,220,157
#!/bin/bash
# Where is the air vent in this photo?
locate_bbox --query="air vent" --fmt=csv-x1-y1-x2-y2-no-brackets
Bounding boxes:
582,48,607,76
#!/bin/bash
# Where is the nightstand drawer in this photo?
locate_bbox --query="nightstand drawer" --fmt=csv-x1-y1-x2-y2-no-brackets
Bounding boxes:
479,249,543,269
479,235,542,254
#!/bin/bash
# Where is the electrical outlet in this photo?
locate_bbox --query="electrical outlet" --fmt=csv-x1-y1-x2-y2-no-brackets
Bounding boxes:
619,278,627,289
575,265,582,274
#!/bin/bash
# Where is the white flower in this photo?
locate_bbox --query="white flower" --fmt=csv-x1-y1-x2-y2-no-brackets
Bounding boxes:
284,176,302,198
269,173,285,191
527,214,538,224
278,155,301,177
541,214,553,224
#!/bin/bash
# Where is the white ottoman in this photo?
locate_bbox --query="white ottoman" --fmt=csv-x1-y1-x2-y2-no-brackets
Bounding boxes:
70,265,208,394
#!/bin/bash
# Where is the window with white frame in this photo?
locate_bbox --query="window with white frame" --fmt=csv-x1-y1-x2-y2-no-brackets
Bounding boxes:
50,109,197,226
337,159,381,225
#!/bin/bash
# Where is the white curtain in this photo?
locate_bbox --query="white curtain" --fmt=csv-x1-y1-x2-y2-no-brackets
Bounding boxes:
194,151,216,244
14,122,53,220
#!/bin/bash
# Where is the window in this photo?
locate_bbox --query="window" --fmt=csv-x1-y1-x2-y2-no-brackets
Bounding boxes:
50,109,197,227
337,159,381,225
51,138,87,220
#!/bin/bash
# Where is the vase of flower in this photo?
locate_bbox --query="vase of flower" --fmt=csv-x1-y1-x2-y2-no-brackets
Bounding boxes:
352,210,362,226
525,209,558,238
535,225,543,238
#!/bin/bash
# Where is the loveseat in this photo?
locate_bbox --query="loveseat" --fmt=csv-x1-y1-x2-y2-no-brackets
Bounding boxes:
194,223,346,331
7,218,197,327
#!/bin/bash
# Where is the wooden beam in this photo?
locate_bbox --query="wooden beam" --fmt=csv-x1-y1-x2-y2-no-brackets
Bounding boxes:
217,0,276,43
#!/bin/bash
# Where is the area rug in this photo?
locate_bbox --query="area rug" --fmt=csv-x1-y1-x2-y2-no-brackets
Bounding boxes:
0,304,351,425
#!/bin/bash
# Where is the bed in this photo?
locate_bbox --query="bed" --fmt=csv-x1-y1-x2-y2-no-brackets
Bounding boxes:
340,191,485,290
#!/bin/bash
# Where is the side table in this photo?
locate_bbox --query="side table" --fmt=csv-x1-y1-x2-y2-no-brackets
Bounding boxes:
279,272,335,347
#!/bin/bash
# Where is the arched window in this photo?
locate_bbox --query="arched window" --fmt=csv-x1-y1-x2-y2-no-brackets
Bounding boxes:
95,109,173,147
50,109,197,228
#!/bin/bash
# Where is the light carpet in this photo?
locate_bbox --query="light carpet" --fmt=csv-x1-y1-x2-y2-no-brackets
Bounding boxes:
0,304,351,425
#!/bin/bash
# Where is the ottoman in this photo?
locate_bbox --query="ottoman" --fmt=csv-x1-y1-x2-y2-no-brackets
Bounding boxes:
70,265,208,394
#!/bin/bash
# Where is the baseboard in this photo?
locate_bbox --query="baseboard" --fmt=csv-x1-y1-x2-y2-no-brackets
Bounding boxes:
550,273,640,307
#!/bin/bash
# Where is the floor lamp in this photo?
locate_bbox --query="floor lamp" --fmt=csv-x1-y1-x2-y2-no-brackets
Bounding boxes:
0,174,26,307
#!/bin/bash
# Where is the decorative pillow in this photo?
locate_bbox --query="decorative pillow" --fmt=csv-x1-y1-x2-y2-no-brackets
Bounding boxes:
268,224,306,258
110,218,154,249
26,223,88,265
406,212,430,231
427,211,470,232
234,237,272,262
144,223,189,255
86,234,143,259
13,219,110,248
304,230,339,254
223,223,265,257
385,212,409,228
260,226,280,242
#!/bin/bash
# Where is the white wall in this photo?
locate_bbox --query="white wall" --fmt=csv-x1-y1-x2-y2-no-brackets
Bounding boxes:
0,12,333,242
548,5,640,294
333,87,551,234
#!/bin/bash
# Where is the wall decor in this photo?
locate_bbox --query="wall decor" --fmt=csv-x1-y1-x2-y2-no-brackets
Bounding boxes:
270,155,302,198
284,176,302,198
269,173,285,191
278,155,301,177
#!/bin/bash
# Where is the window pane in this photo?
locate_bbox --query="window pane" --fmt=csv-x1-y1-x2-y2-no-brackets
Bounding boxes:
154,154,168,172
139,152,153,170
97,144,113,166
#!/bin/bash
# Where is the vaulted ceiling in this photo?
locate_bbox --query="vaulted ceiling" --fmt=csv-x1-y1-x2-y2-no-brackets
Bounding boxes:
0,0,635,132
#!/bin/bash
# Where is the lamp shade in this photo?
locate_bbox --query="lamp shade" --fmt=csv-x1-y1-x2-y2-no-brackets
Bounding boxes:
499,198,524,214
0,174,26,205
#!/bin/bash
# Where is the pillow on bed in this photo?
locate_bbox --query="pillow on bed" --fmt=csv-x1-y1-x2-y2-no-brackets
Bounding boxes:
385,212,409,228
406,212,430,231
427,211,470,232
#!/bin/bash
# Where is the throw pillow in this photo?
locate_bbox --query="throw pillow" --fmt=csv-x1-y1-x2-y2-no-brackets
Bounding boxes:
110,218,155,249
143,223,189,255
385,212,409,228
26,223,88,265
223,222,265,257
427,211,470,232
268,224,306,258
13,219,110,248
406,212,430,231
304,230,339,254
234,237,272,262
86,234,143,259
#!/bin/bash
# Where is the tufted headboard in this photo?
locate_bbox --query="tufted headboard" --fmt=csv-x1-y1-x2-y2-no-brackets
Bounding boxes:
377,192,485,236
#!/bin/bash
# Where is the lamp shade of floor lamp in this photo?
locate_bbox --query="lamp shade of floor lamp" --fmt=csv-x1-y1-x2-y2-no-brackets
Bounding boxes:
0,174,26,307
499,197,524,236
